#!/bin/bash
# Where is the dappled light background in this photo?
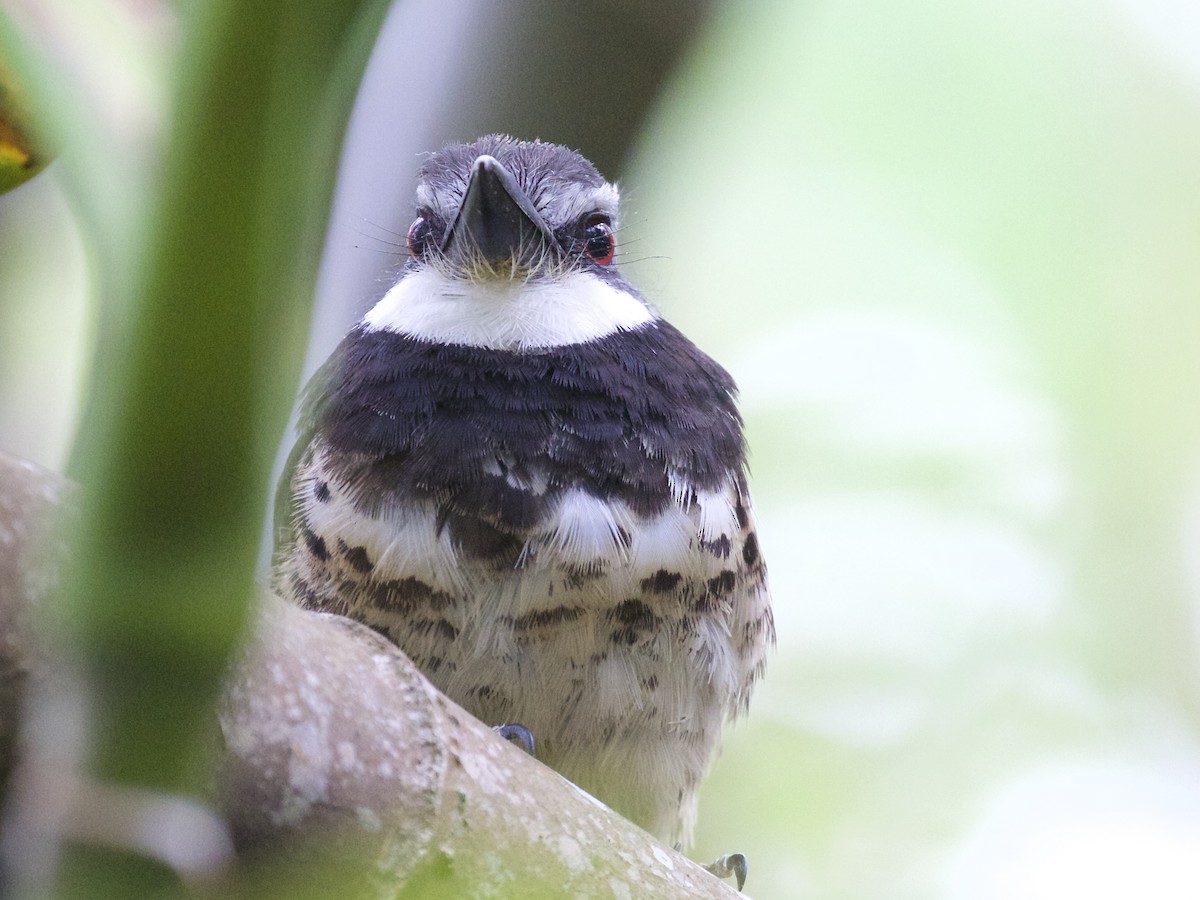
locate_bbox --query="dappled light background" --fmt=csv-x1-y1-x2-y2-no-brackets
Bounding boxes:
3,1,1200,897
619,1,1200,897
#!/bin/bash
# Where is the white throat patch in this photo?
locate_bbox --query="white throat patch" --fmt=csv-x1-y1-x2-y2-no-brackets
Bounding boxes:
362,268,656,350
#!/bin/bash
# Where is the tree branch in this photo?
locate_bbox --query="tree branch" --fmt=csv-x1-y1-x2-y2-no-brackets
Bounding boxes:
0,452,739,897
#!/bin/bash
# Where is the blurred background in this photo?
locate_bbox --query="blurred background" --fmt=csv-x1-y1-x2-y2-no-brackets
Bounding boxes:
4,0,1200,896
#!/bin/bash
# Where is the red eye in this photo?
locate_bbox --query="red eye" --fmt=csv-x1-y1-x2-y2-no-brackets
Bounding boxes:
583,219,615,266
406,215,434,258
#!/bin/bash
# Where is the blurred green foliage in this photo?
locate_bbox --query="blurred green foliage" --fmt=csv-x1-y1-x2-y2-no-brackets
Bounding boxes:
0,0,388,894
0,60,52,193
627,1,1200,897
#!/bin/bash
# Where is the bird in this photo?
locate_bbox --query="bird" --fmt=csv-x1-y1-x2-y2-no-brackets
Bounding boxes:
273,134,774,851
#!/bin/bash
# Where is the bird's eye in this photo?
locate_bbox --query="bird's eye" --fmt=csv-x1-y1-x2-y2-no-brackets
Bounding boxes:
583,218,615,266
406,214,435,259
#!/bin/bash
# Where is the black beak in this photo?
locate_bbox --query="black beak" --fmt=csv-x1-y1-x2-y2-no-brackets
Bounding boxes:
441,155,561,271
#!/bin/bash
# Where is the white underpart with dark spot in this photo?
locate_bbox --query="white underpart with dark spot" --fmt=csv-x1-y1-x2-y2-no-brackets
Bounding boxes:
363,268,656,350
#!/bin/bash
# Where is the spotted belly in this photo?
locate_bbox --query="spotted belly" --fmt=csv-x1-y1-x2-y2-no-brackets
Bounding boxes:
274,441,773,843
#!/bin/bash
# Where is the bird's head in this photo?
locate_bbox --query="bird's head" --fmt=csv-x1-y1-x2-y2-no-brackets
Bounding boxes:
408,134,619,282
364,135,655,351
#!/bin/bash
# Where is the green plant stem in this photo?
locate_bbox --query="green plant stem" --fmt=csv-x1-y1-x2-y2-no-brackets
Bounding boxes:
2,0,389,894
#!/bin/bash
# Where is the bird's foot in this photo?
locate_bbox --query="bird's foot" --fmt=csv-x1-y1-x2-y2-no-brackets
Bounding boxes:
673,844,748,892
493,723,536,756
704,852,748,892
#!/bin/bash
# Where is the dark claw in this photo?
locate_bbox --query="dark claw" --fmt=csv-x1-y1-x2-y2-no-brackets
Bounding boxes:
494,723,536,756
705,853,748,892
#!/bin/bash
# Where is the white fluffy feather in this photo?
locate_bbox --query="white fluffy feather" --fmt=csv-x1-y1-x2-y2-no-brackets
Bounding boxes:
545,489,635,567
363,268,655,350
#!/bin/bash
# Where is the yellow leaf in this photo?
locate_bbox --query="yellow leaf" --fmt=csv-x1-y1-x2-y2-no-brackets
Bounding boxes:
0,61,52,194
